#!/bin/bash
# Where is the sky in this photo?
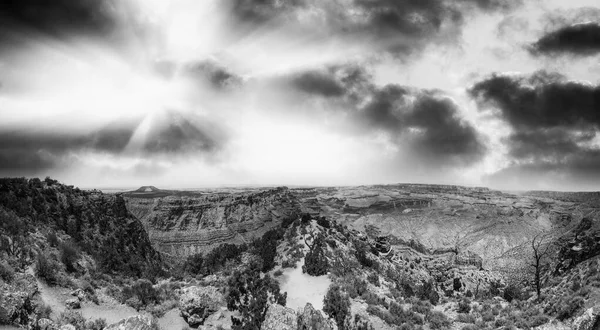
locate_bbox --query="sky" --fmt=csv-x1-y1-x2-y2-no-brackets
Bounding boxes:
0,0,599,191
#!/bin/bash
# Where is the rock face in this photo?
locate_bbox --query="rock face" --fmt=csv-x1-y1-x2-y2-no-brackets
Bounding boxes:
105,315,157,330
0,273,38,325
179,286,224,327
297,303,335,330
572,307,600,330
294,184,599,273
126,187,300,256
261,303,297,330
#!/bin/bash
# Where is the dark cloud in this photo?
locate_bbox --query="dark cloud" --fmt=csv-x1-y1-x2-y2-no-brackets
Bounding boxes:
530,22,600,57
226,0,522,56
0,113,224,175
470,71,600,190
469,70,600,130
0,124,136,174
287,65,486,166
0,0,117,38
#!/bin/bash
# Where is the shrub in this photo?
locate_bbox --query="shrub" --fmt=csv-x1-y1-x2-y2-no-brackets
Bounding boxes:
316,217,331,228
56,311,87,329
47,231,59,247
252,229,283,272
123,279,159,307
303,236,328,276
60,241,79,273
557,295,585,320
457,299,471,313
227,265,286,330
482,311,495,322
411,300,432,316
427,311,451,330
367,273,380,287
273,269,283,277
456,313,476,323
503,284,522,302
35,253,60,285
0,261,15,283
323,285,351,330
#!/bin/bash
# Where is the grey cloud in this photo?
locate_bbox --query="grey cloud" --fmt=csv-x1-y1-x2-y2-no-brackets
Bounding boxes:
470,71,600,190
287,65,487,167
530,22,600,57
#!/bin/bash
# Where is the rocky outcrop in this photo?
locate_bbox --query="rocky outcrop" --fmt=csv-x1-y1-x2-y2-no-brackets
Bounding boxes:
126,187,300,256
105,315,158,330
572,307,600,330
261,303,297,330
179,286,224,327
0,273,38,325
297,303,335,330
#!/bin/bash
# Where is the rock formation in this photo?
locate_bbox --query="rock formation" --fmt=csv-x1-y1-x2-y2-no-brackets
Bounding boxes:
125,187,300,256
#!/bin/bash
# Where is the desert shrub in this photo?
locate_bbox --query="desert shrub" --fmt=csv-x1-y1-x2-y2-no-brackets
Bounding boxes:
273,269,283,277
367,273,380,287
456,313,476,323
353,314,374,330
354,241,374,268
35,253,60,285
316,217,331,228
411,300,432,316
60,241,79,273
482,311,495,322
389,302,424,325
453,278,462,291
282,259,297,268
303,235,328,276
503,284,522,302
557,295,585,320
0,261,15,283
418,280,439,305
227,265,286,330
47,231,59,247
252,229,283,272
323,285,351,330
184,243,246,276
34,302,53,319
56,310,87,329
458,298,471,313
122,279,159,307
427,311,451,329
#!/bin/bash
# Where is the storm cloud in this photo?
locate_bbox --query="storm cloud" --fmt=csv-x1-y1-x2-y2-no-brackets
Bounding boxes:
530,22,600,56
470,71,600,190
287,65,487,167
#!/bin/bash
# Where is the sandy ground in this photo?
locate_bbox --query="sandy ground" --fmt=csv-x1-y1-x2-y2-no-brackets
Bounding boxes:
277,258,331,311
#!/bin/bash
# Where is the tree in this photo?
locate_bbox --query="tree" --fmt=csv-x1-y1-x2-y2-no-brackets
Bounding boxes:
323,285,351,330
303,233,328,276
530,232,553,299
227,265,287,330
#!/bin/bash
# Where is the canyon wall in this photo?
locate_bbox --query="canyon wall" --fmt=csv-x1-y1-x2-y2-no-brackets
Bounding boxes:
125,187,300,257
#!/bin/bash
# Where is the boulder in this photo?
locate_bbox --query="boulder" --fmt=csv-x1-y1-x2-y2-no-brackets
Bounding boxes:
261,303,297,330
36,318,56,330
65,298,81,309
70,288,86,301
179,286,224,327
297,303,336,330
0,274,38,324
105,315,157,330
572,307,600,330
59,325,76,330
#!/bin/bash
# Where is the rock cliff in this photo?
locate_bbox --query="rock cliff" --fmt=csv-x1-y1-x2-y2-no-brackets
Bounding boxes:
125,187,301,256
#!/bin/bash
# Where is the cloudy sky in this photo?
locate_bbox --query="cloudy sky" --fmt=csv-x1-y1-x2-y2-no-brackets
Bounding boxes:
0,0,599,191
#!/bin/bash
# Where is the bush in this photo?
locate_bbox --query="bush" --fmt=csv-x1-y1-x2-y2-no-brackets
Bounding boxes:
503,284,522,302
457,299,471,313
184,243,246,276
316,217,331,228
47,231,59,247
367,273,380,287
252,229,283,272
427,311,451,330
323,285,351,330
227,265,286,330
35,253,60,285
303,234,328,276
123,279,159,307
273,269,283,277
456,313,476,323
60,241,79,273
0,261,15,283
